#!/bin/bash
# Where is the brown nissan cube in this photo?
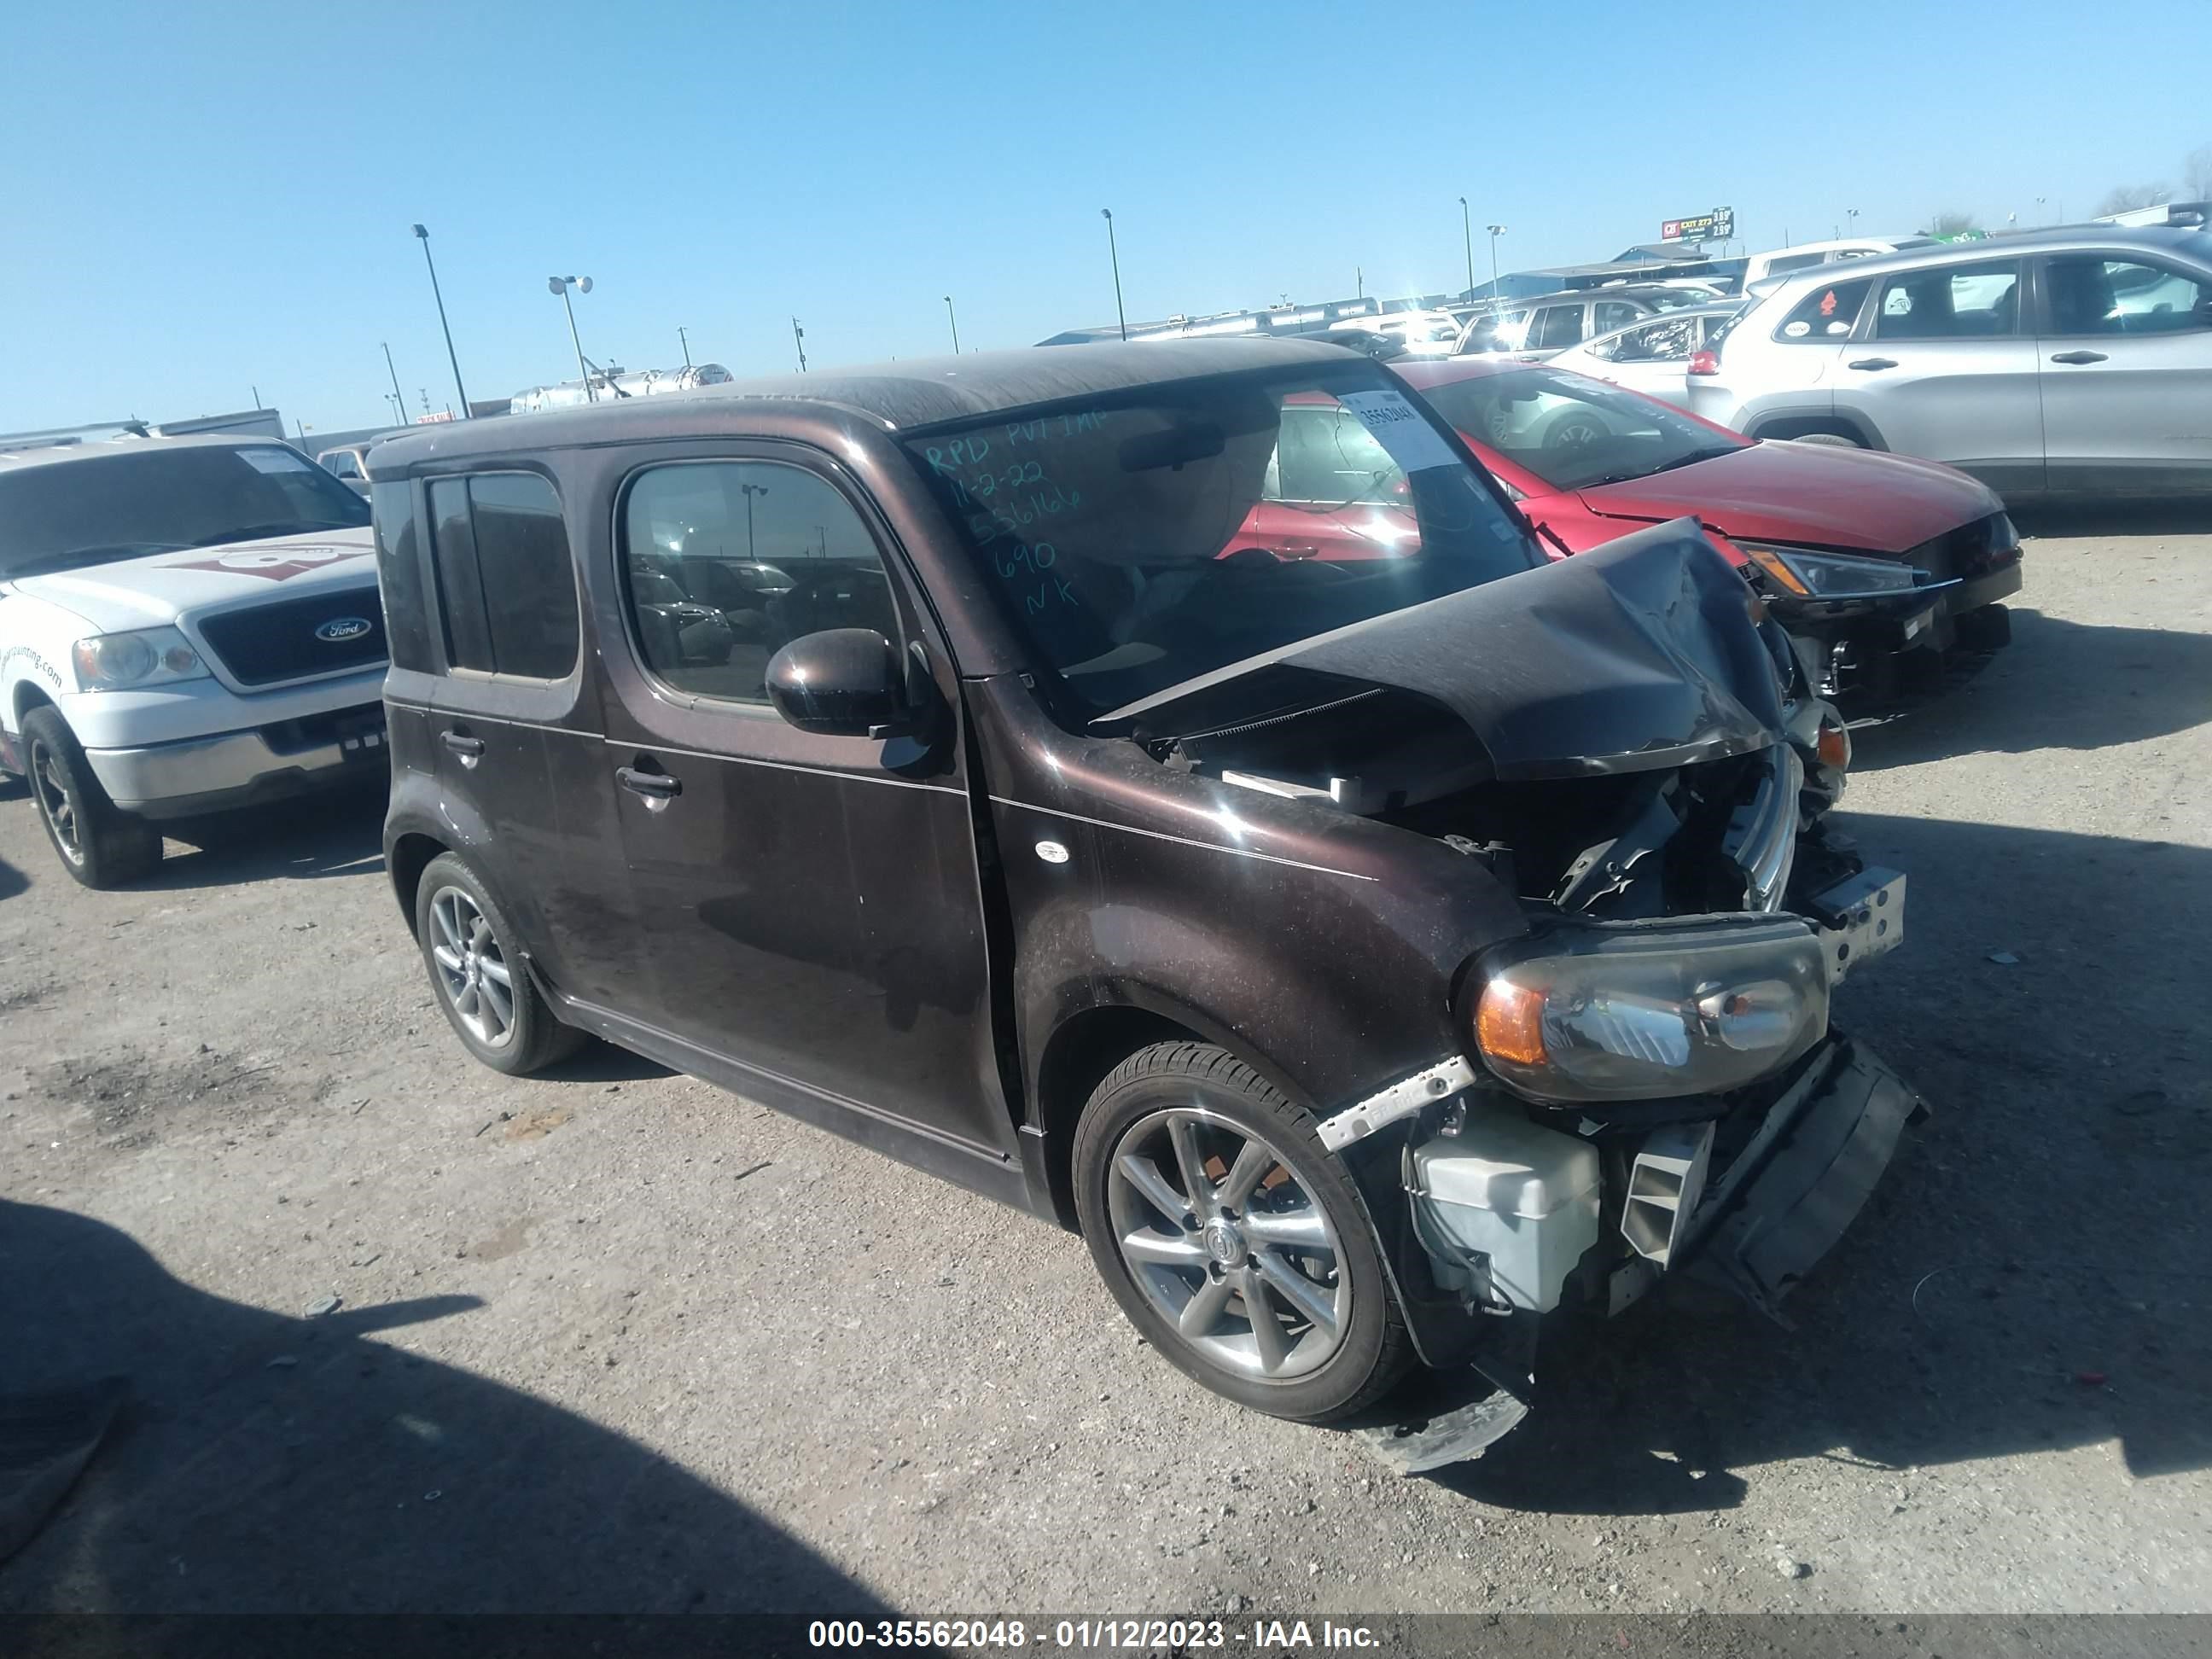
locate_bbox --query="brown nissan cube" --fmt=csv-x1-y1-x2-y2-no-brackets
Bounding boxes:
370,339,1924,1456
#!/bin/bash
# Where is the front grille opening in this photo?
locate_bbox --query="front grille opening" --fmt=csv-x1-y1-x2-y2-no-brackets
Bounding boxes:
196,588,387,687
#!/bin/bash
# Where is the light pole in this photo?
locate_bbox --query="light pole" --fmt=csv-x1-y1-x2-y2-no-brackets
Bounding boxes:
384,393,405,426
381,342,406,428
548,276,595,401
791,317,807,373
1486,224,1506,302
1101,208,1126,341
738,481,769,561
410,224,471,418
1847,207,1860,238
678,326,691,369
944,294,961,353
1458,197,1475,296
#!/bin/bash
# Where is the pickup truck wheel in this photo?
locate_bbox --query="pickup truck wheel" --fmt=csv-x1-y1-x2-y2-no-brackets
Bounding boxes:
1073,1041,1414,1423
414,852,585,1076
21,707,161,888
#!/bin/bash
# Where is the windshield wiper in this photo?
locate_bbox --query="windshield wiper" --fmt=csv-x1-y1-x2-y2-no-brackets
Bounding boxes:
189,520,361,548
1584,447,1738,487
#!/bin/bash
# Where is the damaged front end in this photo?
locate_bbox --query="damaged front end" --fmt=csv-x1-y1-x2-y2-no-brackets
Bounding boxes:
1124,524,1929,1465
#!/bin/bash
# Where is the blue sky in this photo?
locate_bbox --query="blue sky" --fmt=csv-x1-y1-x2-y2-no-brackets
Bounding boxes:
5,0,2205,439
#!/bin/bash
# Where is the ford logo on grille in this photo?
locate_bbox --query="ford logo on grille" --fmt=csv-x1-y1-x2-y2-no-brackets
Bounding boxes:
316,616,373,643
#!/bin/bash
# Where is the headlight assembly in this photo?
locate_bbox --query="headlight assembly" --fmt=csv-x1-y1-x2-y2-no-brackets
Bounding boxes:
71,626,211,691
1470,915,1830,1103
1741,544,1922,599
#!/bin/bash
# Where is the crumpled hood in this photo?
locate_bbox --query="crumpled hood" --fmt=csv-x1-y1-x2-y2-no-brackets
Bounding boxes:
7,530,376,633
1120,519,1787,781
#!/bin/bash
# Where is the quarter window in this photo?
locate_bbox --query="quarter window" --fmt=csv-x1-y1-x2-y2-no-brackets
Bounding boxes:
371,480,435,673
620,462,901,705
1875,260,2021,340
1773,277,1872,342
2045,256,2212,335
1529,306,1586,351
425,473,578,679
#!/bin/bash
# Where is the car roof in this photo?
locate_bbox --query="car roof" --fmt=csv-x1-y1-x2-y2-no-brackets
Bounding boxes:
1756,225,2209,300
1563,303,1743,347
0,429,291,476
372,339,1352,472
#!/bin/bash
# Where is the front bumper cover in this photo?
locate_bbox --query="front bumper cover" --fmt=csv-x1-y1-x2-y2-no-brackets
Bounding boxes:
1677,1033,1923,1319
85,702,388,818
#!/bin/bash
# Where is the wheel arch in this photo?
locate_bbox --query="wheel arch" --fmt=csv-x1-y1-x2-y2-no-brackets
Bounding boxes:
1746,409,1888,449
10,679,58,732
387,830,451,937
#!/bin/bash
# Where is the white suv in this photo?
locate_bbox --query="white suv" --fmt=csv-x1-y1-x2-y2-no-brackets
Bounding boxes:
1,433,389,887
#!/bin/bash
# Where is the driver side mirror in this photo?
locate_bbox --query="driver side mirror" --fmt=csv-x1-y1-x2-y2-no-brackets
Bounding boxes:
766,628,911,738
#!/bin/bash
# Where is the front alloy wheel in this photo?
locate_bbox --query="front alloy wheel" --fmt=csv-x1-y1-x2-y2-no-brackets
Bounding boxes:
1108,1108,1350,1381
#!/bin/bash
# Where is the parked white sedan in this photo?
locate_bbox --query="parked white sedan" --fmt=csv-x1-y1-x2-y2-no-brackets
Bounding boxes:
1544,303,1743,408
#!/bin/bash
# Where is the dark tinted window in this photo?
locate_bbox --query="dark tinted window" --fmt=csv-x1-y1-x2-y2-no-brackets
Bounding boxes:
1773,276,1872,342
370,480,435,672
0,443,369,579
426,473,577,678
1530,306,1586,349
2045,256,2212,335
1592,300,1643,335
620,462,898,705
1875,260,2020,340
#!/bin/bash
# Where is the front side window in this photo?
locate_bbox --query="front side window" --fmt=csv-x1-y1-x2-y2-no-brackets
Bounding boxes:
1875,260,2020,340
901,364,1540,722
2045,256,2212,335
0,443,370,579
1417,367,1748,493
426,473,578,679
620,461,899,705
323,451,363,480
1773,276,1872,342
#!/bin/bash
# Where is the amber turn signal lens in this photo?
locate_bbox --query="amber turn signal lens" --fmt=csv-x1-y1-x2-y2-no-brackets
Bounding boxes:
1817,719,1851,771
1746,548,1810,597
1476,979,1548,1068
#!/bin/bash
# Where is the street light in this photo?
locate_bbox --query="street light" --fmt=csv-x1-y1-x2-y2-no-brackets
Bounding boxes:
548,276,595,401
1101,208,1126,341
1458,197,1475,296
1485,224,1506,302
1847,207,1860,237
791,317,807,373
678,326,692,369
944,294,961,354
410,224,471,418
381,342,406,428
738,481,770,561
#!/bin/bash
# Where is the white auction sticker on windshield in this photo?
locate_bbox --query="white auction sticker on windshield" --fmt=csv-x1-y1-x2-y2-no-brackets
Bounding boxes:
1334,391,1463,474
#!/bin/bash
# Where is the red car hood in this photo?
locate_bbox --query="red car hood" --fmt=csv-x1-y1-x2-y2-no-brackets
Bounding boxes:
1577,440,2002,552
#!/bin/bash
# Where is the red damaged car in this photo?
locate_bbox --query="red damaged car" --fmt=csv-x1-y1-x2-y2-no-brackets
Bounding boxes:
1393,358,2023,697
1227,361,2023,700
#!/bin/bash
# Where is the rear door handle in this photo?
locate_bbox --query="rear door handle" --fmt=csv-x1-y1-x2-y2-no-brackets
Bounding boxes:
2049,350,2109,364
616,765,683,800
1847,358,1897,371
440,731,485,760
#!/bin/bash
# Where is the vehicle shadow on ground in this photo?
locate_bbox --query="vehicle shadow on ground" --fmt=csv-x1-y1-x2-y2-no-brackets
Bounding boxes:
1847,608,2212,769
1432,812,2210,1517
0,1197,892,1615
2011,499,2212,539
137,785,390,892
0,853,26,902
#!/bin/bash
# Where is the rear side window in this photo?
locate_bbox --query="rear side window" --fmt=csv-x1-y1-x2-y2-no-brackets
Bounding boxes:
1875,260,2020,340
619,461,901,706
370,480,435,672
1773,277,1872,341
1530,306,1585,350
2045,256,2212,335
425,473,578,679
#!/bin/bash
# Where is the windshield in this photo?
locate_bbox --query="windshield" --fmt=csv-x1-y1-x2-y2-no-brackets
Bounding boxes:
0,443,370,579
1417,367,1748,492
904,364,1540,721
1638,289,1709,311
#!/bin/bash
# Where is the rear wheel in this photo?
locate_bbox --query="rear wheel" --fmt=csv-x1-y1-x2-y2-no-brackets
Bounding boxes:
414,851,584,1075
1073,1041,1413,1423
21,707,161,888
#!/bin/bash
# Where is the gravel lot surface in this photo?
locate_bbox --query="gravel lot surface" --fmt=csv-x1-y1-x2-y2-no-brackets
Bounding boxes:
3,514,2208,1617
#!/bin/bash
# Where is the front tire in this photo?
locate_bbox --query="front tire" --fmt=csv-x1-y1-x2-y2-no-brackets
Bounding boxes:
21,707,161,888
1073,1041,1413,1423
413,852,584,1076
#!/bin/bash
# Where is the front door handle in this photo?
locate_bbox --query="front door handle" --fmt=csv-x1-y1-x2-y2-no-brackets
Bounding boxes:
616,765,683,800
1847,358,1898,371
2049,349,2109,364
